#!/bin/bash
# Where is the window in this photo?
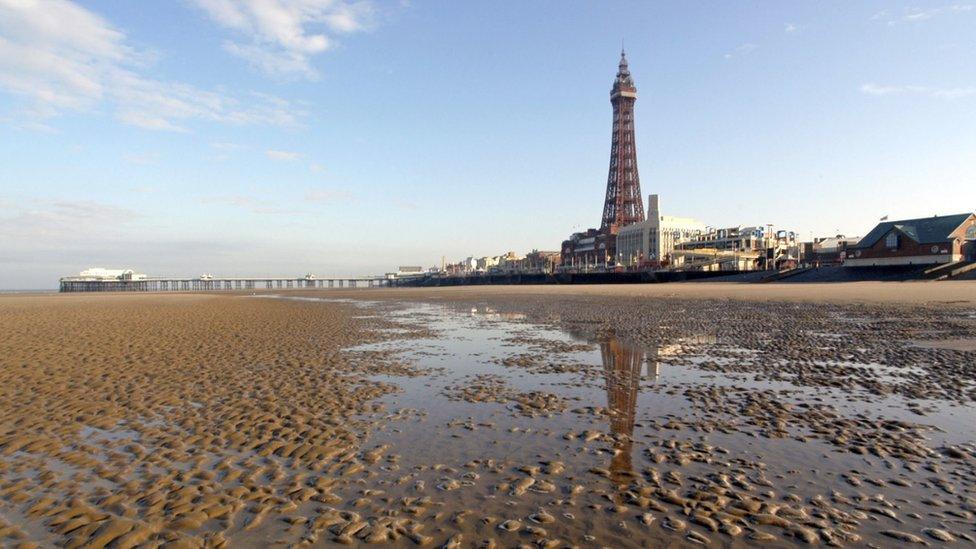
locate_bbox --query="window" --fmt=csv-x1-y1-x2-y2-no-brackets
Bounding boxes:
885,232,899,249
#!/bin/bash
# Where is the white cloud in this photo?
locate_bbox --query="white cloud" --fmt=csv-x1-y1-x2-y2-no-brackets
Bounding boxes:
209,142,245,161
204,195,303,215
122,152,160,165
212,141,245,151
0,0,304,131
305,188,353,203
724,43,758,59
222,41,318,79
206,190,352,213
929,88,976,99
785,23,797,33
0,199,139,242
859,83,901,96
873,4,974,25
266,149,303,160
860,82,976,99
191,0,375,79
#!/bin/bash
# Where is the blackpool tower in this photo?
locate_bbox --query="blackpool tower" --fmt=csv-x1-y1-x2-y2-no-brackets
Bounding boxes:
601,50,645,234
560,51,646,267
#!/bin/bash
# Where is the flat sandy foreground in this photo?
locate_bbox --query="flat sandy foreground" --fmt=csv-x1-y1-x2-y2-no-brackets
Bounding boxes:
0,282,974,548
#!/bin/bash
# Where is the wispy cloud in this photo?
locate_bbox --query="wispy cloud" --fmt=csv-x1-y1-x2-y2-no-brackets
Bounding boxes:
0,0,305,131
212,142,245,151
785,23,797,33
872,4,974,25
122,152,160,165
204,195,303,215
209,142,245,162
724,43,758,60
0,117,60,133
860,82,976,99
190,0,376,80
205,189,351,215
393,198,418,210
305,188,353,203
266,149,303,161
0,199,139,242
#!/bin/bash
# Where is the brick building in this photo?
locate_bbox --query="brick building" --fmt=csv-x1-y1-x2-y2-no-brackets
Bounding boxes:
844,213,976,267
803,235,861,266
521,250,561,273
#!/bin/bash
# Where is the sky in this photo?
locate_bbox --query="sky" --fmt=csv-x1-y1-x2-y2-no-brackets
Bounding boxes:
1,0,975,289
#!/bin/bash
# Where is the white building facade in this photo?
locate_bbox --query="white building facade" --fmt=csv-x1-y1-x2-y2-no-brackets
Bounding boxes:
616,195,705,267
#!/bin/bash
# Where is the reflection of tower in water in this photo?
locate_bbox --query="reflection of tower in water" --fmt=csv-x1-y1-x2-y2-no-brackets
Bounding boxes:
599,334,715,485
600,336,645,485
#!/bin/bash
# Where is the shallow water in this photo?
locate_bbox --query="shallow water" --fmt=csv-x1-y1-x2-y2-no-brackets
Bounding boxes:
355,301,976,453
343,300,976,546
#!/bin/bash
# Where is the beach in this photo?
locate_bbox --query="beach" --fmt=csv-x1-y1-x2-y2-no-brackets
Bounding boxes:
1,283,974,547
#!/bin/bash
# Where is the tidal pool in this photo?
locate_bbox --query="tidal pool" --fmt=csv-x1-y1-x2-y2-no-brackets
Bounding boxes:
342,300,976,547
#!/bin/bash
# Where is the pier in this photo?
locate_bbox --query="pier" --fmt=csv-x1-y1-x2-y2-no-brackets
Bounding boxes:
59,276,394,293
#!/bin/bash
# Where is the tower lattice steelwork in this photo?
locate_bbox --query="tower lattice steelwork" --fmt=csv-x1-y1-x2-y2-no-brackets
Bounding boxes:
600,51,645,234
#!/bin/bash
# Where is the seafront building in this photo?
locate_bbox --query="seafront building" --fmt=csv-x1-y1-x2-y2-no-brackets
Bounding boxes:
673,226,800,271
520,250,561,272
442,250,561,275
844,213,976,267
616,194,706,268
802,235,861,266
491,252,522,272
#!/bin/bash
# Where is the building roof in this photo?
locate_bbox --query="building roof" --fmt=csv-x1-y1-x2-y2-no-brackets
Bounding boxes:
813,236,860,251
852,213,973,249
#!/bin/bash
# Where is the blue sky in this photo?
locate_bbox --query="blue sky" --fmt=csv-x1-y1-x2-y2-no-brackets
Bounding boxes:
1,1,974,288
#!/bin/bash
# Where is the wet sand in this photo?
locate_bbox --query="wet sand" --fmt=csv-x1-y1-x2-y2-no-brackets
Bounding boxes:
1,284,974,547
